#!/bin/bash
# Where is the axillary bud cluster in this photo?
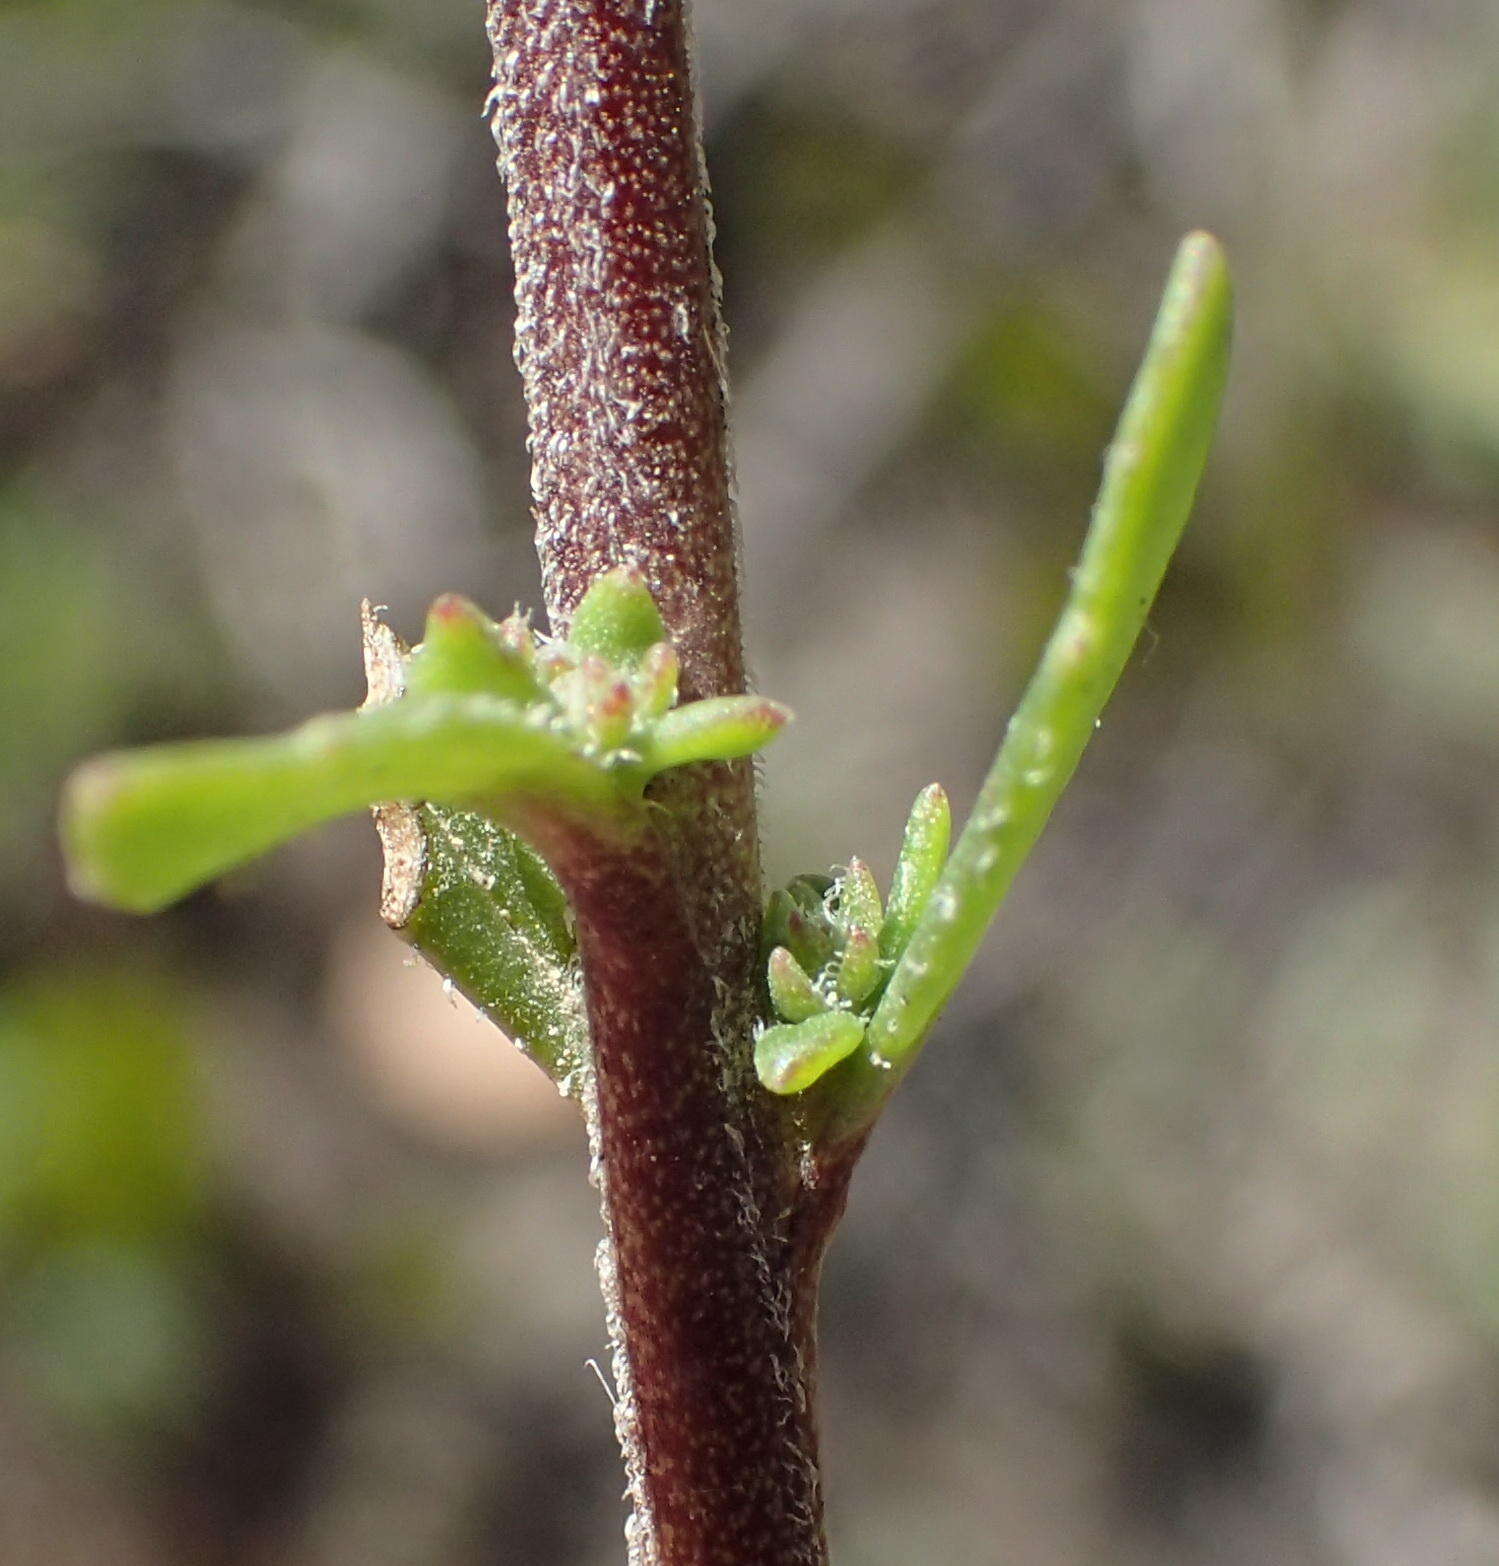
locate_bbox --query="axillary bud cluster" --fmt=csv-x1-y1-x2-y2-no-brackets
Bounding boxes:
756,782,950,1095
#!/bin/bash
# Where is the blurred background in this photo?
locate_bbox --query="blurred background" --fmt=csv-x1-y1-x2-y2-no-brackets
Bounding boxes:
5,0,1499,1560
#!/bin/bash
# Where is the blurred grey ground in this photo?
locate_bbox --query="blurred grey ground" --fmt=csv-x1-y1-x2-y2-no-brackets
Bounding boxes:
5,0,1499,1561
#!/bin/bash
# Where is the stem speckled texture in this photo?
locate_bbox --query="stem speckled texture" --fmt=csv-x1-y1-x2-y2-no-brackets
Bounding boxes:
486,6,829,1563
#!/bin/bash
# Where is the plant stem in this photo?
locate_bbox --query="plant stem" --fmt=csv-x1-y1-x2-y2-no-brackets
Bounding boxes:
527,814,831,1565
484,0,763,1122
486,5,831,1561
485,0,742,703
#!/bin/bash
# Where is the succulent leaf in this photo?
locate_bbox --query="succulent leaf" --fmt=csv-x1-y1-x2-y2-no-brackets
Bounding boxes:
567,566,668,669
784,906,835,979
407,594,541,704
767,946,829,1023
61,695,622,914
833,926,881,1008
755,1011,867,1096
881,783,951,960
645,696,792,773
836,858,883,944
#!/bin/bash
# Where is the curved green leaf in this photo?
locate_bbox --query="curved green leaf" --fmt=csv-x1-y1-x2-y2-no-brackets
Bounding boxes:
643,696,792,774
831,232,1233,1138
62,694,630,913
756,1011,867,1096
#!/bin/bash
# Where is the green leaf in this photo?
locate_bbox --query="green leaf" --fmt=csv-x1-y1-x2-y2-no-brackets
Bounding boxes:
61,694,631,914
834,231,1233,1137
755,1011,867,1096
767,946,828,1023
836,858,883,944
398,806,586,1084
833,925,880,1008
881,783,950,960
783,900,835,979
762,888,800,961
406,594,541,703
643,696,792,774
567,566,667,669
787,872,834,910
418,806,574,964
508,831,574,958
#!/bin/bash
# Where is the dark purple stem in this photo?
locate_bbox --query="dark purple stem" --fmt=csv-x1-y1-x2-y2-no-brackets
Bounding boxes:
486,0,741,698
487,5,852,1563
532,819,842,1565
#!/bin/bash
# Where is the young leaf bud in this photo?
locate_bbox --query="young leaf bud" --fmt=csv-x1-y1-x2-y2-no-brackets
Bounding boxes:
497,612,538,666
408,594,540,704
785,907,834,979
767,946,830,1023
787,872,834,909
633,641,679,719
762,888,799,961
589,677,636,753
568,566,667,669
836,858,883,944
834,925,880,1008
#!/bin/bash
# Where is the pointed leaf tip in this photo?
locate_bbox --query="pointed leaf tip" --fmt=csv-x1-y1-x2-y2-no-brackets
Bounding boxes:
881,782,951,960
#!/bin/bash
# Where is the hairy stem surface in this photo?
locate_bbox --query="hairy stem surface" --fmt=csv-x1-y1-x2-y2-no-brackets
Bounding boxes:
531,818,830,1565
487,5,829,1561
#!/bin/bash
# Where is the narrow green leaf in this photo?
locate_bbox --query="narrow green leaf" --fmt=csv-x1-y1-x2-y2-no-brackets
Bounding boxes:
633,641,679,719
833,926,880,1008
643,696,792,774
880,783,950,960
836,858,883,944
837,232,1232,1135
567,566,667,669
61,694,631,913
756,1011,867,1096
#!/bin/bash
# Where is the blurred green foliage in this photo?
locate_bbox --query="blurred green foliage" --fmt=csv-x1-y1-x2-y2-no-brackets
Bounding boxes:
0,962,209,1439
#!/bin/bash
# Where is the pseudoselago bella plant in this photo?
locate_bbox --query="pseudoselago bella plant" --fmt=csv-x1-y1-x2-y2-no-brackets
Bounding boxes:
59,4,1232,1562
